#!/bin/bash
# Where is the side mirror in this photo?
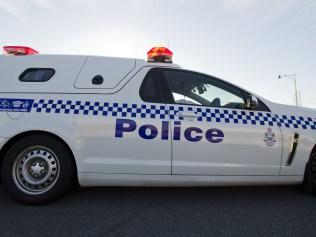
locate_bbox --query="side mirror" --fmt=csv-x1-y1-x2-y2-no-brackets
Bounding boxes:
246,95,259,109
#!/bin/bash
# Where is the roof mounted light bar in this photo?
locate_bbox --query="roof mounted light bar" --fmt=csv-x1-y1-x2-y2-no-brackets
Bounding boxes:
147,47,173,63
3,46,39,56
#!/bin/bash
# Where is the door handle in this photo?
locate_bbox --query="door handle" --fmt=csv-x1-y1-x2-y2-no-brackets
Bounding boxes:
178,112,199,117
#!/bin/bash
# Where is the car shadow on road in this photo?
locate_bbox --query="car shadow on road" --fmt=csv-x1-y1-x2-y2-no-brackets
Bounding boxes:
0,185,314,237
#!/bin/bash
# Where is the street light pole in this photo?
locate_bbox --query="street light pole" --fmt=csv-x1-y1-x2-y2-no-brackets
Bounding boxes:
293,74,298,106
278,74,299,106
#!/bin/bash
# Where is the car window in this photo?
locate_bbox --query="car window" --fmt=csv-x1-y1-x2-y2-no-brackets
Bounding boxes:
163,70,246,109
139,68,270,112
140,69,167,103
172,92,201,105
19,68,55,82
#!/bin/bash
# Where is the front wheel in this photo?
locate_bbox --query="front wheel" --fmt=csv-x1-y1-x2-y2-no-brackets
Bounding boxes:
304,152,316,196
1,134,75,205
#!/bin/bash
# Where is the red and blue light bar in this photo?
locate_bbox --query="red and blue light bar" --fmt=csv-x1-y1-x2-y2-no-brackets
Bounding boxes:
147,47,173,63
3,46,39,56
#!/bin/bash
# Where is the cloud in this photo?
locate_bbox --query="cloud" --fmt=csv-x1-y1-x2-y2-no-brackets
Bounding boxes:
256,1,301,26
221,0,260,10
0,0,24,19
28,0,56,10
1,0,315,30
219,0,316,27
0,0,56,20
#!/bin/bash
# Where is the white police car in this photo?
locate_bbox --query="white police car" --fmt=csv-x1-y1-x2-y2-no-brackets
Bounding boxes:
0,46,315,204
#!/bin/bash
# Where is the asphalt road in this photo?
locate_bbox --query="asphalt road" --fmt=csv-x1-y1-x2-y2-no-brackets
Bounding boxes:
0,185,315,237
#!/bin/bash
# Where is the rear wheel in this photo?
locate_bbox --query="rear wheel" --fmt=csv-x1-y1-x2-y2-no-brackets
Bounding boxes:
304,152,316,195
1,134,75,205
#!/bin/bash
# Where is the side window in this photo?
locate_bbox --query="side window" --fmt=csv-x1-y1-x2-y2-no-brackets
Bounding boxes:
140,68,170,103
163,70,246,109
19,68,55,82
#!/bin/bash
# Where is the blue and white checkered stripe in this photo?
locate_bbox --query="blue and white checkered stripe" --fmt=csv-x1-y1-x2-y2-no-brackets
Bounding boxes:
33,99,170,119
275,114,316,130
32,99,316,130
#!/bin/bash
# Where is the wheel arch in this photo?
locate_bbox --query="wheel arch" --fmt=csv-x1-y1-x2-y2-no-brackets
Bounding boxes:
304,144,316,172
310,145,316,157
0,130,78,183
302,144,316,194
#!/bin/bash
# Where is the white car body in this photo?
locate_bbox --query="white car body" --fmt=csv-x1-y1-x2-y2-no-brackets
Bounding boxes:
0,54,315,188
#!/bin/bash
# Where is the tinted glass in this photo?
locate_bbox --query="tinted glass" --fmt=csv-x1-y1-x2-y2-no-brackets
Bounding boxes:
163,70,246,109
19,68,55,82
140,69,168,103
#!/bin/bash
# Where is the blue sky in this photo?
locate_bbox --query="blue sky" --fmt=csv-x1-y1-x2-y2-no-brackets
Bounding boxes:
1,0,316,108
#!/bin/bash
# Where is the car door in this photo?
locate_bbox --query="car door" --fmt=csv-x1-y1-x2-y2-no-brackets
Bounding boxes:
76,67,172,175
158,68,282,176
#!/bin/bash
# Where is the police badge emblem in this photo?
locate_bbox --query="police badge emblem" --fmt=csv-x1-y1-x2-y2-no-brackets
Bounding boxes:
264,127,276,146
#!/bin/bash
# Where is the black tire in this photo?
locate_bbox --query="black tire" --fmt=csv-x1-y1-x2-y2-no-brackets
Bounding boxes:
1,134,75,205
304,152,316,196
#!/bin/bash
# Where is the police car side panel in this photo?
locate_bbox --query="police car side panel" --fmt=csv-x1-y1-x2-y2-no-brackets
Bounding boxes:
78,173,302,187
170,105,283,176
180,69,315,177
0,55,314,187
109,66,313,178
113,66,282,176
0,55,87,93
74,56,137,89
170,68,316,178
0,92,173,175
0,57,173,176
73,77,172,175
0,55,147,94
266,103,316,176
0,105,81,162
